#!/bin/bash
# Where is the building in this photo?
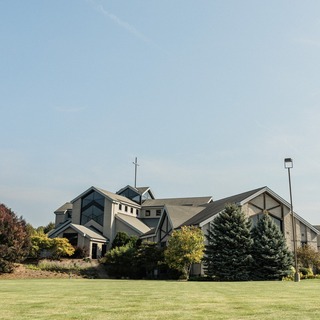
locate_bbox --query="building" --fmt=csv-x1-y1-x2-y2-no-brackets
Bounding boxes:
49,185,319,265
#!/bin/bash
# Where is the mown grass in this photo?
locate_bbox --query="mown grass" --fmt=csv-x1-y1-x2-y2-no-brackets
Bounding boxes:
0,279,319,320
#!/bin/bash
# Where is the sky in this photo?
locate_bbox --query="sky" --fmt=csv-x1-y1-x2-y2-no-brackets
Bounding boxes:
1,0,320,227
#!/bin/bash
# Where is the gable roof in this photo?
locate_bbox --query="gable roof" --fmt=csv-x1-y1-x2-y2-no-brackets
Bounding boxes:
48,221,108,242
117,185,154,196
145,205,205,240
54,202,72,214
164,205,205,229
71,186,139,207
142,196,212,207
183,187,272,227
115,213,151,234
183,186,320,234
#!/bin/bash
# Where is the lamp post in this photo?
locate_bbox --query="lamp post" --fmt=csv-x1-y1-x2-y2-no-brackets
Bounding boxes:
284,158,300,282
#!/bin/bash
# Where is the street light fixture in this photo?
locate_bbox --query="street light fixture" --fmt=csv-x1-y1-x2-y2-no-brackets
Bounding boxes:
284,157,300,282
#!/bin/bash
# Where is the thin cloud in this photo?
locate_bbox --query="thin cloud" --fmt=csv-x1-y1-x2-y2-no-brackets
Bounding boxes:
96,4,150,43
88,0,168,53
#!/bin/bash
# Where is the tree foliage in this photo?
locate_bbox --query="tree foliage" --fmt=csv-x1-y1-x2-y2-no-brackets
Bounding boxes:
203,203,253,281
164,226,204,280
112,231,139,249
297,244,320,270
0,204,31,273
30,232,75,260
135,241,164,279
50,238,75,259
102,242,138,278
251,213,293,280
102,236,164,279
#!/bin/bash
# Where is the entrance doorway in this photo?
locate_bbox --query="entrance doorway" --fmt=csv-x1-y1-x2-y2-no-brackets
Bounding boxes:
91,243,98,259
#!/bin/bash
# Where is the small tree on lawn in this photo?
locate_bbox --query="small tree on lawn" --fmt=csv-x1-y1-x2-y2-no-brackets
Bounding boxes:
251,212,293,280
203,203,253,281
164,226,204,280
0,204,31,273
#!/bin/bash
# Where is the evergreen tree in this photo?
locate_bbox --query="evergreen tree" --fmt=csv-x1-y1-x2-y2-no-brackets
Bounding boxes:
251,213,293,280
203,203,253,281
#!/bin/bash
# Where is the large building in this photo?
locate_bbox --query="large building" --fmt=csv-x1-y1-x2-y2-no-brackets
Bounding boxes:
49,185,319,266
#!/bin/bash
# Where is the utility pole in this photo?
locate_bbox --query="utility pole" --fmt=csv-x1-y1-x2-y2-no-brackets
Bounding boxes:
133,157,139,188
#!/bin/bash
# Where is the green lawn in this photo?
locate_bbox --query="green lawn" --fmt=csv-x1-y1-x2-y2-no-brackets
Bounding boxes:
0,279,319,320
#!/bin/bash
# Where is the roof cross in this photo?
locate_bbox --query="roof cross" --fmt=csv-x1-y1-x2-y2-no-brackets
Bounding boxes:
132,157,139,188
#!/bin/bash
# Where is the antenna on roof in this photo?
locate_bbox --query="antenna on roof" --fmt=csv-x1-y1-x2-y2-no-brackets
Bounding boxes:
132,157,139,188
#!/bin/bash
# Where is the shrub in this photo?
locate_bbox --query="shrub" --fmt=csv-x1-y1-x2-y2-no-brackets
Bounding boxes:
71,246,88,259
299,267,314,279
102,244,137,278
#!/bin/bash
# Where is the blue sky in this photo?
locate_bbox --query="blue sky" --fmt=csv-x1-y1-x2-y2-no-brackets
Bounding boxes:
1,0,320,226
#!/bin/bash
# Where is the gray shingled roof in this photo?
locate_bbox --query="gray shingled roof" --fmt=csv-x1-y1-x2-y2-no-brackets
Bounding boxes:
165,205,205,229
96,187,139,206
70,224,107,241
116,213,151,234
183,187,266,226
54,202,72,214
142,196,212,207
49,222,107,242
136,187,150,194
71,186,139,206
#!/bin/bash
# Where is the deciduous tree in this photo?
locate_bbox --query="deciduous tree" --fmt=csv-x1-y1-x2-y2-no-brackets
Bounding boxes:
164,226,204,280
0,204,30,273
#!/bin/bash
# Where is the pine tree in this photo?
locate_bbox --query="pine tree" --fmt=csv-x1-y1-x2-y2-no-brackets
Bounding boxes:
251,213,293,280
203,203,253,281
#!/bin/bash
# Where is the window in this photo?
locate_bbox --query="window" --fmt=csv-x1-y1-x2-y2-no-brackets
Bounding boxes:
119,204,122,210
80,191,104,226
156,209,161,216
130,207,133,214
125,206,128,212
66,209,72,219
145,210,151,217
